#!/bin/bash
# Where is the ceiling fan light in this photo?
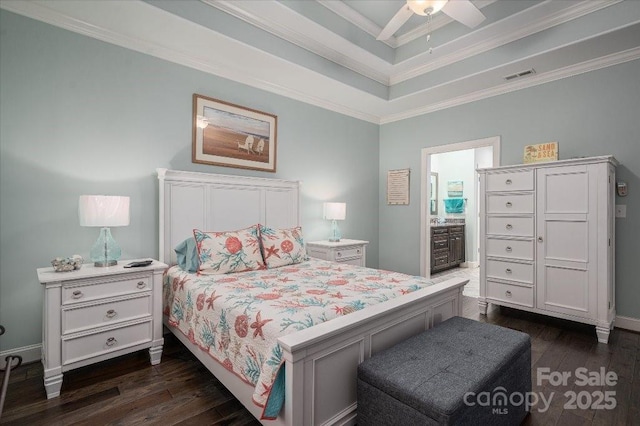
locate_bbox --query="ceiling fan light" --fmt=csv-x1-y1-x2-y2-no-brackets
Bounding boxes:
407,0,448,16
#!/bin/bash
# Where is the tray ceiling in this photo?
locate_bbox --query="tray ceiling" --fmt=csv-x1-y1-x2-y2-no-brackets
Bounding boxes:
2,0,639,123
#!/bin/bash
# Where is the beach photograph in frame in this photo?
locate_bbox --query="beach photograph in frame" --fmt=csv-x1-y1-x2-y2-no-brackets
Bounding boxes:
192,94,277,172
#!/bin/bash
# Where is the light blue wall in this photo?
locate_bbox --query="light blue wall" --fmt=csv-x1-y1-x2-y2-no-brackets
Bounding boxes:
0,11,380,351
380,59,640,319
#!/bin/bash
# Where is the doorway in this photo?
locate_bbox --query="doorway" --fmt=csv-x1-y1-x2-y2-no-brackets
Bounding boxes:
420,137,501,278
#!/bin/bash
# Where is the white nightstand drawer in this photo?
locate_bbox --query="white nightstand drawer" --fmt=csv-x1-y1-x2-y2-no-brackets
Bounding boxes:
335,247,363,261
62,295,152,334
486,170,533,192
487,193,534,214
63,276,151,305
486,216,533,237
63,320,152,366
486,259,533,284
485,238,534,260
486,280,533,307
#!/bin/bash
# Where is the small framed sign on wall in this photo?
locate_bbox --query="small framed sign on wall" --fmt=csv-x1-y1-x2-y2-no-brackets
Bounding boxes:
387,169,410,205
523,142,558,164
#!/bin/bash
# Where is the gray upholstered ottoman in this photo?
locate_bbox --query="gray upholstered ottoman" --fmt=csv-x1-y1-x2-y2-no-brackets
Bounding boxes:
357,316,531,425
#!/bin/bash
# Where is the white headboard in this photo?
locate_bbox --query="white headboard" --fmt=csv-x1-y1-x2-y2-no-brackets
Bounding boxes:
157,169,300,265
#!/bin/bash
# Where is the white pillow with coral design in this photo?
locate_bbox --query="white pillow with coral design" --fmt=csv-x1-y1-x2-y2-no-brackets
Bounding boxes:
194,225,265,275
259,225,308,269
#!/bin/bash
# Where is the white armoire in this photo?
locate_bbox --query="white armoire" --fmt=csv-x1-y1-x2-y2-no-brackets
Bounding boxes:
478,156,617,343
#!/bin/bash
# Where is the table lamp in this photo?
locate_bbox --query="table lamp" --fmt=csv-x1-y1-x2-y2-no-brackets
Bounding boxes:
79,195,130,267
323,202,346,242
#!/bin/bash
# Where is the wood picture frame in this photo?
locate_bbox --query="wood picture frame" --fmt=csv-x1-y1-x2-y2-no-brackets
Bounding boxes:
192,94,277,172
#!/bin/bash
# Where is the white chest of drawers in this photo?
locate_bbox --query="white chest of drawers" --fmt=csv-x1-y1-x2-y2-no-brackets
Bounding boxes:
306,239,368,266
478,156,617,343
37,260,168,398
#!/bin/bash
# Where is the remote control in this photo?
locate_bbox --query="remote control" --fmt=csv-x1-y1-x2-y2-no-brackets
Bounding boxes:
124,260,153,268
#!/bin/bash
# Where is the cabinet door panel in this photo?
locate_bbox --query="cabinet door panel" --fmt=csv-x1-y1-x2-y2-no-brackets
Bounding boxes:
536,165,596,317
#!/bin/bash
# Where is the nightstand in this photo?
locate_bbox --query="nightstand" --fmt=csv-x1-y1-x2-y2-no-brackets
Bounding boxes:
306,239,369,266
37,259,168,399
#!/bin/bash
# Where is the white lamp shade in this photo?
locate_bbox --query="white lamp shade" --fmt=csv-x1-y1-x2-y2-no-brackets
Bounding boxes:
79,195,130,227
323,202,346,221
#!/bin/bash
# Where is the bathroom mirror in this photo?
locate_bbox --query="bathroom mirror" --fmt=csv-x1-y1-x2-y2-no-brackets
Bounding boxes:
430,172,438,215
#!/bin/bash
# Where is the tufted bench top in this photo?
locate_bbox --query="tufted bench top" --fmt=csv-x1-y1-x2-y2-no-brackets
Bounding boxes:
358,316,530,423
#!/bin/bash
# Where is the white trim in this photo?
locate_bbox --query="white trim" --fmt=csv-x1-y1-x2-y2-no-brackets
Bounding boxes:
204,0,392,85
0,343,41,369
390,0,622,84
420,137,501,278
615,315,640,333
381,46,640,124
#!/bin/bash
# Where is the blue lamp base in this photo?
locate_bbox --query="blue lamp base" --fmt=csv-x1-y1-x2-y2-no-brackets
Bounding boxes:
328,219,342,242
90,227,122,267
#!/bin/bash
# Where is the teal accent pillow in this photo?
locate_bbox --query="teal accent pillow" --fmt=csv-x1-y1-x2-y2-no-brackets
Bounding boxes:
175,237,199,273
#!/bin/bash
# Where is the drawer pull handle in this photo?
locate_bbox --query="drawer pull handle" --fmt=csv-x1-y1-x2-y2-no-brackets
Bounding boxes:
136,281,146,289
506,202,513,208
506,224,513,230
538,236,544,243
505,268,512,274
357,249,361,254
106,337,118,347
505,290,512,298
505,246,512,252
72,290,83,299
505,179,512,185
106,309,117,319
337,252,342,257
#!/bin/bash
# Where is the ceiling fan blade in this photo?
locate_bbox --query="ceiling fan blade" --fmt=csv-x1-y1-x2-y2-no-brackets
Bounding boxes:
441,0,486,28
376,5,413,41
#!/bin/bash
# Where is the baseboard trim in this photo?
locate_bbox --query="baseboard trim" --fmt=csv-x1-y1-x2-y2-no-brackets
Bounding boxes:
0,344,42,369
615,316,640,333
461,261,479,269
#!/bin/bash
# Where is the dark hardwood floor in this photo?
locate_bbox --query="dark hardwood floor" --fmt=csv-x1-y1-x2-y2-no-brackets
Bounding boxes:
1,296,638,425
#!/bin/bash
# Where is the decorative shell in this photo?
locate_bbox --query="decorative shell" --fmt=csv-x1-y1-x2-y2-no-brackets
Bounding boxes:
51,254,83,272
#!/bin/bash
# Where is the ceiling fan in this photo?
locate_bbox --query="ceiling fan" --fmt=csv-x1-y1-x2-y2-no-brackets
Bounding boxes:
377,0,486,41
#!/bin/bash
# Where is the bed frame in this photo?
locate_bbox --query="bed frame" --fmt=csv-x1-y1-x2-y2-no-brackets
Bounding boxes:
157,168,467,425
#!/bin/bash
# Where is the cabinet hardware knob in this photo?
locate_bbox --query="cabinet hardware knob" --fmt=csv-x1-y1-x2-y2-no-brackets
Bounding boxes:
505,268,512,274
357,249,361,254
506,224,513,230
538,237,543,243
106,309,117,319
505,179,512,185
505,246,512,252
136,281,146,289
505,291,512,298
506,202,513,207
106,337,117,347
337,252,341,257
72,290,83,299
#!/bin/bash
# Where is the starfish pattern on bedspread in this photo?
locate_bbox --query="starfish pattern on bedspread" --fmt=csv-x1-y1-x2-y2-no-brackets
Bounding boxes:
163,258,436,417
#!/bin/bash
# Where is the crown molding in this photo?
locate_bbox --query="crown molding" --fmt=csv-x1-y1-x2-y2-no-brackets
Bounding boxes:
390,0,622,85
0,0,384,123
203,0,391,85
381,47,640,124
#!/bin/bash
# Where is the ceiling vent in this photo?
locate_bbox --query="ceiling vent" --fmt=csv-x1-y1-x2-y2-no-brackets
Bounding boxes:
504,68,536,81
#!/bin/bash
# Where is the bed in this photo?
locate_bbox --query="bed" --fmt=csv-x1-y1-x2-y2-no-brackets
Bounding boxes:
157,168,468,426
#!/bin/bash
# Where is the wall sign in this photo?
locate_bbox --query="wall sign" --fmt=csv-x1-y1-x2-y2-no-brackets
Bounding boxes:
387,169,410,205
524,142,558,164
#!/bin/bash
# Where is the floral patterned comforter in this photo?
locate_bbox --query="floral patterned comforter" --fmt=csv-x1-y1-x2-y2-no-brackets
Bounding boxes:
163,258,435,418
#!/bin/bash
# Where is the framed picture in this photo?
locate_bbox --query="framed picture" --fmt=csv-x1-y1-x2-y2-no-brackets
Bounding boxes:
192,94,277,172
